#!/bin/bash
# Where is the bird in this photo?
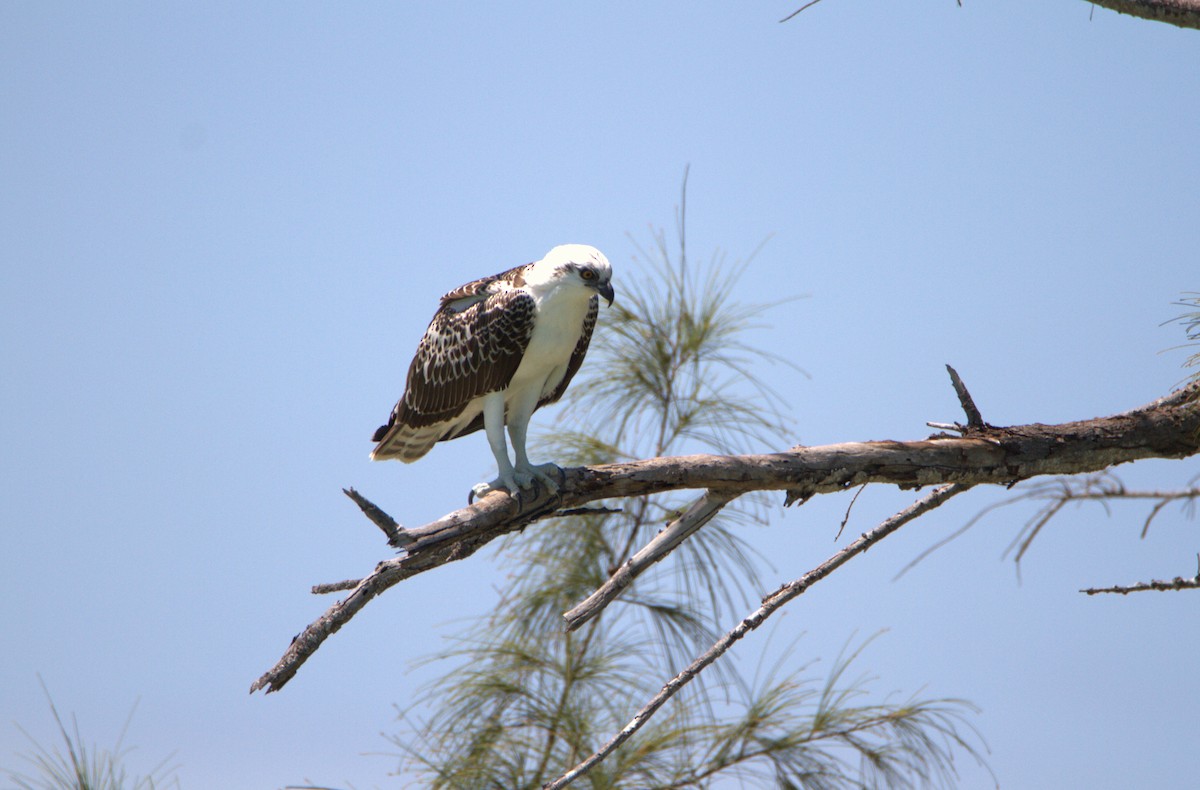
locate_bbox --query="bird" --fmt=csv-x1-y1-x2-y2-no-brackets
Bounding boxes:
370,244,615,501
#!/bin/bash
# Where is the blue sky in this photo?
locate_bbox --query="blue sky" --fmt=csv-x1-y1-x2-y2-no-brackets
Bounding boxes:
2,3,1198,788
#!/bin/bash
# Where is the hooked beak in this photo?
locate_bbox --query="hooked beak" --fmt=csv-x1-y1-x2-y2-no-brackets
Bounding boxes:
595,281,615,307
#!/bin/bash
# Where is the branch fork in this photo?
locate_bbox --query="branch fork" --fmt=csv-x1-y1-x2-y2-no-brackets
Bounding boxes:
252,376,1200,698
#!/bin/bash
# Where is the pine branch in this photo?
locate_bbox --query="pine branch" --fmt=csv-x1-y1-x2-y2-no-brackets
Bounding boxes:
543,483,974,790
251,379,1200,694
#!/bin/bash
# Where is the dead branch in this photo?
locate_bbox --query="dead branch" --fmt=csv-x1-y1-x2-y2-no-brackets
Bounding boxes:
779,1,1200,31
779,0,827,24
343,487,409,548
1086,0,1200,30
1020,484,1200,538
1082,576,1200,594
946,364,987,429
554,362,982,634
251,380,1199,694
896,473,1200,579
1082,556,1200,594
563,490,740,631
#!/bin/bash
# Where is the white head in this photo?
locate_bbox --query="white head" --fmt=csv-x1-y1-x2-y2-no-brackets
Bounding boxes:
527,244,615,305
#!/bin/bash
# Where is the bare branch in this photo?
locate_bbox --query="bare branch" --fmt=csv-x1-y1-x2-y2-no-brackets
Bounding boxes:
252,381,1199,694
945,365,986,429
1041,488,1199,501
834,483,867,541
1082,555,1200,595
779,0,1200,30
1081,577,1200,594
311,579,360,594
251,488,563,694
563,490,739,631
894,486,1041,580
779,0,826,24
899,473,1200,578
343,487,410,548
1027,485,1200,539
1086,0,1200,30
1007,496,1069,566
544,483,974,790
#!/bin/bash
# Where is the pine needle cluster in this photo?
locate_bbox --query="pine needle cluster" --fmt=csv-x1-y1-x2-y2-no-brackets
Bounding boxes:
5,679,179,790
1169,292,1200,382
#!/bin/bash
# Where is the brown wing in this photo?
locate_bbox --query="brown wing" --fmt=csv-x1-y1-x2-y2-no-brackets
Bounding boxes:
372,283,535,444
438,263,530,308
538,295,599,409
442,293,600,441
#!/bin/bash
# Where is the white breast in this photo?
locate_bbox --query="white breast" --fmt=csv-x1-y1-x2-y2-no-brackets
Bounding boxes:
509,284,591,397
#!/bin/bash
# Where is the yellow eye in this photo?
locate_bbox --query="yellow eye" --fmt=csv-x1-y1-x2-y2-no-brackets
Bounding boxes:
581,269,596,280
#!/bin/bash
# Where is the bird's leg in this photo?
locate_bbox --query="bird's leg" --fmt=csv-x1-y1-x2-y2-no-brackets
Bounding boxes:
470,392,518,502
508,395,560,493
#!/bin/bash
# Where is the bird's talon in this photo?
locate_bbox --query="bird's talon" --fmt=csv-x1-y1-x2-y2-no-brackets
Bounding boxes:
470,478,508,503
521,462,562,492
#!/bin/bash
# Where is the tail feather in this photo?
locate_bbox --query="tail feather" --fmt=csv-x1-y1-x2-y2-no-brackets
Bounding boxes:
370,423,445,462
370,397,489,463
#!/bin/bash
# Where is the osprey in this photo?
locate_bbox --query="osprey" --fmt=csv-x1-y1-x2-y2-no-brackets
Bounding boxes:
371,244,615,500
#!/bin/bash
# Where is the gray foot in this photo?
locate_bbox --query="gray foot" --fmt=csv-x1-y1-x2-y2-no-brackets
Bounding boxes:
468,464,560,504
469,470,515,504
518,462,561,492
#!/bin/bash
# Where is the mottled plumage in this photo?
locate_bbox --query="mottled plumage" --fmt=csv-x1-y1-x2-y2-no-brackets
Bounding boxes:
371,244,614,498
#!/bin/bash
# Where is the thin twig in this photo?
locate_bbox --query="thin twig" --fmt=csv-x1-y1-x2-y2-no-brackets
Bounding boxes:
1049,489,1200,501
779,0,826,23
833,483,867,541
1141,498,1171,538
893,492,1026,580
896,481,1200,579
544,483,973,790
563,490,738,631
1007,498,1068,566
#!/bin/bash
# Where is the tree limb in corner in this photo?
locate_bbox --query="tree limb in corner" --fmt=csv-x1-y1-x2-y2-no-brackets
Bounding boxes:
779,1,1200,31
1088,0,1200,30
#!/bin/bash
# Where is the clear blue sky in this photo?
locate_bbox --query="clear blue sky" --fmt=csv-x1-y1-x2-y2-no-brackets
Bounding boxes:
2,3,1198,788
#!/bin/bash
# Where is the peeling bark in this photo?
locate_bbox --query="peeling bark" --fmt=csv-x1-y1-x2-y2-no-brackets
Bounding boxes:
252,381,1198,694
1087,0,1200,30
